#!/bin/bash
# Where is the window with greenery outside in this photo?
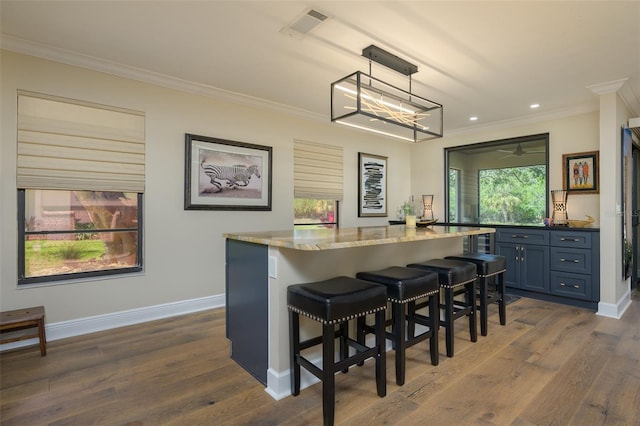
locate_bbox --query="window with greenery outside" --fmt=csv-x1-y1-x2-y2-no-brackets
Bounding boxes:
446,133,549,225
294,199,337,228
479,166,546,224
19,189,142,284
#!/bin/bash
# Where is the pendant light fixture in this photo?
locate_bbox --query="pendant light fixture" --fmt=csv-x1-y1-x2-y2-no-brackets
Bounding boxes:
331,45,443,142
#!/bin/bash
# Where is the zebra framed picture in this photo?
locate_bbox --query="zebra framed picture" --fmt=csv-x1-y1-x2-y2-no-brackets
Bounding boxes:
184,134,272,210
358,152,388,217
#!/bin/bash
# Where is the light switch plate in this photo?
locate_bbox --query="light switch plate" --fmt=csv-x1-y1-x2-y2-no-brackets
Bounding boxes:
269,256,277,278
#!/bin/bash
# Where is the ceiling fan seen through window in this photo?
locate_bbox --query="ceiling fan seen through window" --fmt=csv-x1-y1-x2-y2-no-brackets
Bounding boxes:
498,143,545,158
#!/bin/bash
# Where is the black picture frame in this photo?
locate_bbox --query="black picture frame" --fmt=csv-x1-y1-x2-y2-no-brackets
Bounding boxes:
358,152,388,217
184,134,272,210
562,150,599,194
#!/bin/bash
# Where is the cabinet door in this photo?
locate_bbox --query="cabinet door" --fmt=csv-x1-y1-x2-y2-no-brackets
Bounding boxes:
496,242,520,289
521,244,549,293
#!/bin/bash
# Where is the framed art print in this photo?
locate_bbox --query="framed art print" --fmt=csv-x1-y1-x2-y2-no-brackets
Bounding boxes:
358,152,387,217
184,134,272,210
562,151,599,194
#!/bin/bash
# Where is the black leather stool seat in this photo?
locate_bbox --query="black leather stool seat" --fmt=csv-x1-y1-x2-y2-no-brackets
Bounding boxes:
356,266,439,302
408,258,477,287
445,253,507,336
288,276,387,426
288,276,387,324
406,258,478,358
356,266,440,386
446,253,506,277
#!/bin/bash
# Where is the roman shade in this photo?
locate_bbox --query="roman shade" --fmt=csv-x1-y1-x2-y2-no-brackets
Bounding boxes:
17,90,145,192
293,139,343,201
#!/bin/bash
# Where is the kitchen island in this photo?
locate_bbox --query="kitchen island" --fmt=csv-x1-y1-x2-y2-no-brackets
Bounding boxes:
224,225,495,399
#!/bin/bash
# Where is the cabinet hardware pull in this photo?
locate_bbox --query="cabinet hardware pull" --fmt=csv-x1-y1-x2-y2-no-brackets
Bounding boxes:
559,282,580,289
511,234,529,239
559,258,580,263
560,237,580,242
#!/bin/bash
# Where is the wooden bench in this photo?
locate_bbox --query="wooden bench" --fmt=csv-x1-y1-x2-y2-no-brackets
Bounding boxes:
0,306,46,356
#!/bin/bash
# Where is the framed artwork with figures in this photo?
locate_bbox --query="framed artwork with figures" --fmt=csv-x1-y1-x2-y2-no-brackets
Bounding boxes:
562,151,599,194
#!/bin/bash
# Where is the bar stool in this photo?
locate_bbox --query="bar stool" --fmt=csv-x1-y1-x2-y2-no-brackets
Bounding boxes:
406,259,477,358
288,276,387,426
445,253,507,336
355,266,440,385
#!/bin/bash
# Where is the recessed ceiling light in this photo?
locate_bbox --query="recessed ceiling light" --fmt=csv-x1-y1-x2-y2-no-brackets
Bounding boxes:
530,103,540,109
469,116,478,121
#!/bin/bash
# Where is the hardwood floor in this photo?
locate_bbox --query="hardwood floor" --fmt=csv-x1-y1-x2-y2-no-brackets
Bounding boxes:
2,293,640,425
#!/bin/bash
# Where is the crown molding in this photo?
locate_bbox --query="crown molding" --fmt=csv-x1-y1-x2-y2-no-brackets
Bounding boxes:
587,78,628,95
4,34,630,139
1,34,326,123
586,78,640,117
619,82,640,118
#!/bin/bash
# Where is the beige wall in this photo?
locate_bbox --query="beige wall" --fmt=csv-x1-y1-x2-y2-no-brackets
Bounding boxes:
411,112,601,223
1,49,632,328
0,50,414,323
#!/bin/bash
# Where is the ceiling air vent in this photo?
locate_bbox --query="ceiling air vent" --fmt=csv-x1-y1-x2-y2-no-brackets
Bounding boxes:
280,9,328,38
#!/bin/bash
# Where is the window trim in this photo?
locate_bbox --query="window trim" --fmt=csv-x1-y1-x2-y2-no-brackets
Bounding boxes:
448,167,461,222
445,133,549,225
17,190,143,285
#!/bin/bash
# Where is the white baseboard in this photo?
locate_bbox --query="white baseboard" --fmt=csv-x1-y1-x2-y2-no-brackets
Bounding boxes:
264,336,390,400
266,364,321,401
0,294,225,352
597,289,632,319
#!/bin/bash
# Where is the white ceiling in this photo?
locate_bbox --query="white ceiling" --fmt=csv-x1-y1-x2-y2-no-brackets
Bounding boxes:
2,1,639,135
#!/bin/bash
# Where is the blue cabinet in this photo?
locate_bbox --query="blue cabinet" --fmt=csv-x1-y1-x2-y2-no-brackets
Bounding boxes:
548,230,600,303
226,239,268,385
495,227,600,309
495,229,549,293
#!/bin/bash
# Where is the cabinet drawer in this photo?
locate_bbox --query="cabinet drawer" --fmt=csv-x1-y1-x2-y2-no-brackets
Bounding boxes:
550,247,591,274
550,271,592,300
550,231,592,249
495,228,549,245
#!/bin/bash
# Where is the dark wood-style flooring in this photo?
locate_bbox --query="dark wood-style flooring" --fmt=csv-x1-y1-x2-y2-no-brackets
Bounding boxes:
2,292,640,425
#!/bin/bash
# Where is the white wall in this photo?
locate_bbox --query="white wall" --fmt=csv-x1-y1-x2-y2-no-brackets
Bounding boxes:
596,89,634,316
0,50,414,324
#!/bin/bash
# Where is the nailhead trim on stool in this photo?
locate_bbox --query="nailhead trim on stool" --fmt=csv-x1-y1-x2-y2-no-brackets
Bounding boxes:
287,276,387,426
406,258,478,358
287,305,386,325
445,253,507,336
356,266,440,386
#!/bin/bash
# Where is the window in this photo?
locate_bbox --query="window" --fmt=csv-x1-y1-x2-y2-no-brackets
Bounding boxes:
445,134,549,225
19,190,142,284
294,199,338,228
449,168,461,222
293,140,343,227
17,91,145,285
